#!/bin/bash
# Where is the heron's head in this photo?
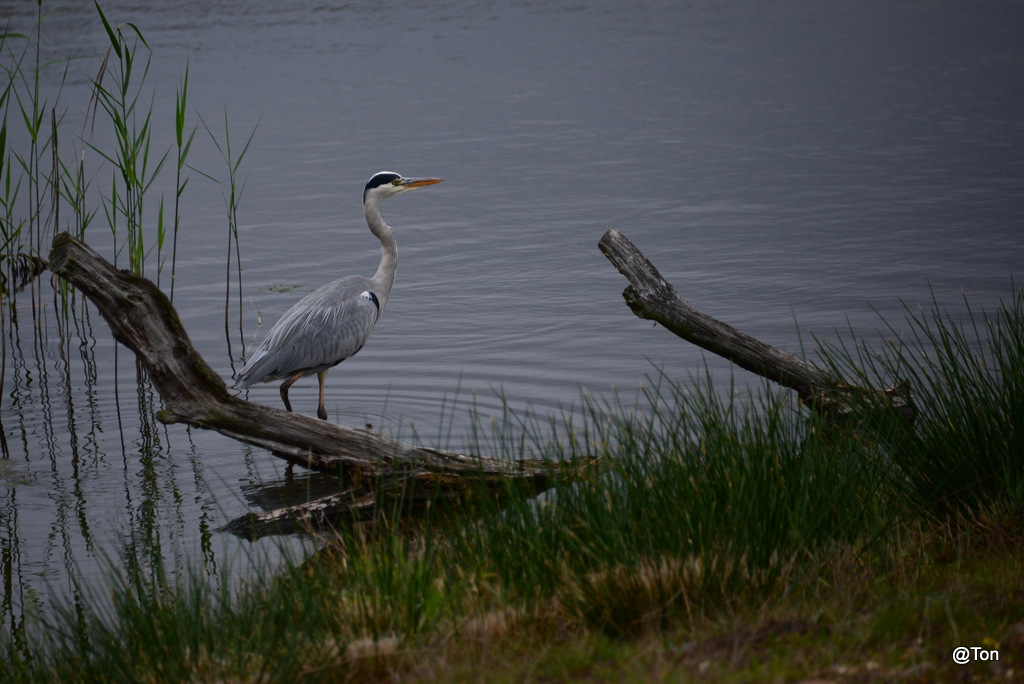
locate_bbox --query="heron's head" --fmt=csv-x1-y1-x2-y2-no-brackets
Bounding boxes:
363,171,444,204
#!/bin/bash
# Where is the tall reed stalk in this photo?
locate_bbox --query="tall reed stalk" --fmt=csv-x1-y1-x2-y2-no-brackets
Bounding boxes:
168,63,194,302
90,2,167,276
0,2,204,304
200,111,257,359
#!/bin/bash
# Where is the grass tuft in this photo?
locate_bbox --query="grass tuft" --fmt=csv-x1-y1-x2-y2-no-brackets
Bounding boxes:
816,286,1024,517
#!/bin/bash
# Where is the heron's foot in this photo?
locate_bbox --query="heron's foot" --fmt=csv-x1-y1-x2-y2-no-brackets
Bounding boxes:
317,406,328,420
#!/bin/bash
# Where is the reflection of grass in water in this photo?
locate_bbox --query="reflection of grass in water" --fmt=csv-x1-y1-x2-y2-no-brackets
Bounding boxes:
0,2,249,644
3,289,1023,681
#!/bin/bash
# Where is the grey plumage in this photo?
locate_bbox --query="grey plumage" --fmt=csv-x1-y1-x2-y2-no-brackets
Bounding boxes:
234,171,443,419
234,277,380,383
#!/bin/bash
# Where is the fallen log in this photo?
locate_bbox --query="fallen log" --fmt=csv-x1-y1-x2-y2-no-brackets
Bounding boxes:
47,232,570,538
598,228,916,424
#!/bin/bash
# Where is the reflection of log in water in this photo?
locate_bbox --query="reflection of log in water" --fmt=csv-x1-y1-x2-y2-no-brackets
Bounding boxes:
47,232,567,539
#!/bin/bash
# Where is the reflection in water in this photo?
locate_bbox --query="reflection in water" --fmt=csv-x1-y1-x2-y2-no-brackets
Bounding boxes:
1,290,220,626
241,471,343,515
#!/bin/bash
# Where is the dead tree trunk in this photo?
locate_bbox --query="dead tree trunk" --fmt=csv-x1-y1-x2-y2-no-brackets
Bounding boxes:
598,228,916,423
48,232,569,538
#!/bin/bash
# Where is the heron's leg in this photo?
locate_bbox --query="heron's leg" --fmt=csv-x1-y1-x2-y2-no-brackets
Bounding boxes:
279,372,305,413
316,370,329,420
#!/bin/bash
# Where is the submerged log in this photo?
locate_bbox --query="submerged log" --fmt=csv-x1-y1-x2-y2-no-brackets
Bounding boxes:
47,232,569,539
598,228,916,424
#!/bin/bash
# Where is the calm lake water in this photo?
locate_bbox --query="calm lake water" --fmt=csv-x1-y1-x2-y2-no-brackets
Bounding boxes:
2,0,1022,626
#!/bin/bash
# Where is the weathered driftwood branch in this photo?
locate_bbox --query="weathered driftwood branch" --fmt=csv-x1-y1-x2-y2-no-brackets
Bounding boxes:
598,228,916,423
48,232,569,538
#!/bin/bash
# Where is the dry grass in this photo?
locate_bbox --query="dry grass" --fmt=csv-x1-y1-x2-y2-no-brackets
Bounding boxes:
270,506,1022,683
318,508,1023,683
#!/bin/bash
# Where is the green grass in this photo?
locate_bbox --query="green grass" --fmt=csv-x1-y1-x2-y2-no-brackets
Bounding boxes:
4,285,1024,682
0,2,256,314
0,2,251,388
816,289,1024,516
1,3,173,276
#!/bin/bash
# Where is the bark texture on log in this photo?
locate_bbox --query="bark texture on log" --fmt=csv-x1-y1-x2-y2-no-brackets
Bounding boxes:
48,232,567,538
598,228,916,423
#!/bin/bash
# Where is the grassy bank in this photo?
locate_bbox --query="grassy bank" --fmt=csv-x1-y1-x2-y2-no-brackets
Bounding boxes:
3,288,1022,682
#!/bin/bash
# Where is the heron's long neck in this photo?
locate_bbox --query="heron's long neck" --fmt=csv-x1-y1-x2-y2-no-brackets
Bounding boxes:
365,199,397,302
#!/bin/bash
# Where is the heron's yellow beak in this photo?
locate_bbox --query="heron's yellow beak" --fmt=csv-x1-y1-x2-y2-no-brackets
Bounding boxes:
400,177,444,189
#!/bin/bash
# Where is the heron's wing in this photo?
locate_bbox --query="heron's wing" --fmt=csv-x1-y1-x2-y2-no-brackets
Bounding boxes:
236,284,381,387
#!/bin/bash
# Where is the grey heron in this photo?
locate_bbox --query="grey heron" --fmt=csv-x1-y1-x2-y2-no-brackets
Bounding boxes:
233,171,444,419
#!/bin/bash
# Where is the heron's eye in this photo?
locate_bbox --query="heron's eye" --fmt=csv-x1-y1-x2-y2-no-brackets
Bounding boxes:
391,178,403,186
